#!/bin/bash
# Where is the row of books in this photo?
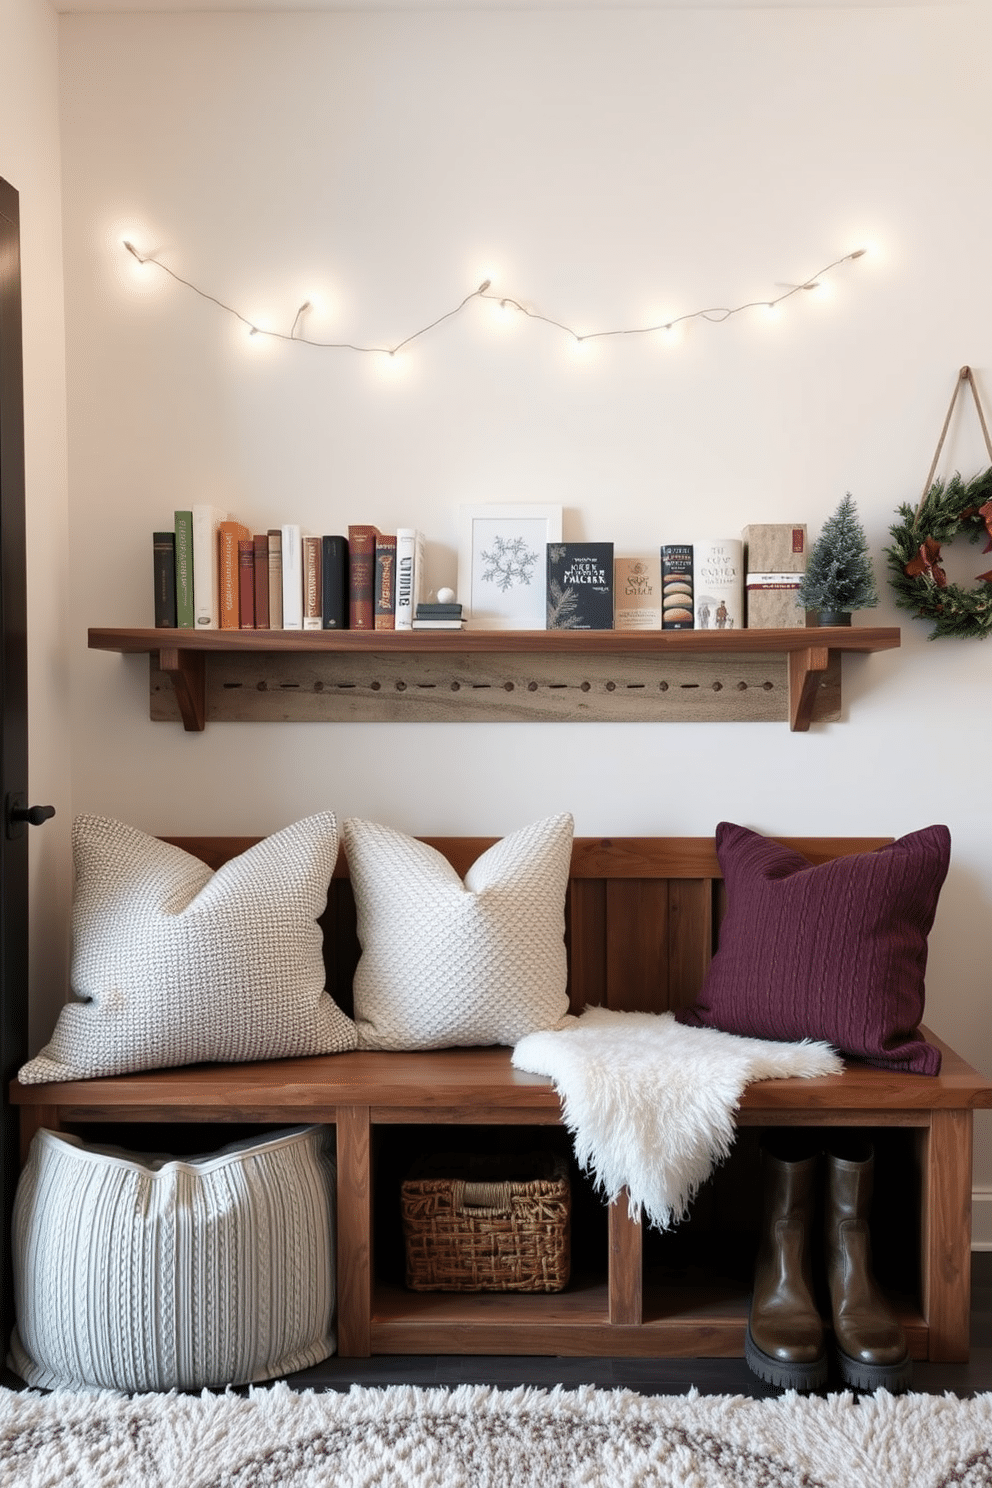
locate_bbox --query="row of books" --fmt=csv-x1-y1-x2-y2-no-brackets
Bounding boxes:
153,515,434,631
547,542,745,631
152,518,808,633
551,528,807,631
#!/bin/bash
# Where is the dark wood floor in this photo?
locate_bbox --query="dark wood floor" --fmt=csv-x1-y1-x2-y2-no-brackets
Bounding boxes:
286,1252,992,1398
4,1253,988,1399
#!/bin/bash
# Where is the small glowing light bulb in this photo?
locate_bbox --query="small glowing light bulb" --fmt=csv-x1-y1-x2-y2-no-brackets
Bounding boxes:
243,317,273,351
377,348,408,378
490,298,518,329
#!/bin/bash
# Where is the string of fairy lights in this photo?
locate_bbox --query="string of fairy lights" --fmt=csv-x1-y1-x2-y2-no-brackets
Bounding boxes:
122,240,867,359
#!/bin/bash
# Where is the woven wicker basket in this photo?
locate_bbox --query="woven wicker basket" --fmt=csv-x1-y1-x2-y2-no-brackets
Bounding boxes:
401,1151,571,1293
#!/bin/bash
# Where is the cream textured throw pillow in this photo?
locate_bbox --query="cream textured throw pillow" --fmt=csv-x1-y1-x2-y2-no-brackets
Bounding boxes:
343,813,574,1050
18,813,356,1084
10,1125,337,1391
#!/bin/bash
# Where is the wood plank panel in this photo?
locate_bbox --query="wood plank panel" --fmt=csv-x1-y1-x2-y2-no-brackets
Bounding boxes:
36,1102,344,1126
605,880,669,1012
150,650,842,725
370,1319,755,1358
921,1109,973,1361
571,838,720,879
566,878,606,1013
744,1109,931,1128
336,1106,373,1358
608,1196,643,1324
161,833,896,881
369,1290,928,1359
371,1106,563,1125
667,880,715,1009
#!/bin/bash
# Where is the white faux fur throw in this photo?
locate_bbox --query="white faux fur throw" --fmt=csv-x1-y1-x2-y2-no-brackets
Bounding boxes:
512,1007,843,1231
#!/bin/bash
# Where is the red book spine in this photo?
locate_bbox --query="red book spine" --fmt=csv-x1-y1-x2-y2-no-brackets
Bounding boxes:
238,539,255,629
347,524,379,631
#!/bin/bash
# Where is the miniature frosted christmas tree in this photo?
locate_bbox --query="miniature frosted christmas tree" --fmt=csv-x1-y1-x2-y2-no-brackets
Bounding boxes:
796,493,879,624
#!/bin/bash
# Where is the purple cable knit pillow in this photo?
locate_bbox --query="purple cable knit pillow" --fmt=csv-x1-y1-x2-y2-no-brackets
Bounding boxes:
675,822,951,1075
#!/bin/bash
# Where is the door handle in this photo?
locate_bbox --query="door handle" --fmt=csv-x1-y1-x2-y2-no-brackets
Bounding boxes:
5,793,56,840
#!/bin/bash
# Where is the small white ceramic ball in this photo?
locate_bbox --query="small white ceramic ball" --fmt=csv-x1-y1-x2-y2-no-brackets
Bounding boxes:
436,587,456,604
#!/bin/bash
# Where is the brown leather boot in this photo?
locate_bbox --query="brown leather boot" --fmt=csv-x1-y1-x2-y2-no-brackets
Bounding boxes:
745,1144,827,1390
825,1141,912,1393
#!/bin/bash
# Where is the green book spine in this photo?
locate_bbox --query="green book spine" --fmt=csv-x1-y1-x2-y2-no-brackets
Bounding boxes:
174,510,195,629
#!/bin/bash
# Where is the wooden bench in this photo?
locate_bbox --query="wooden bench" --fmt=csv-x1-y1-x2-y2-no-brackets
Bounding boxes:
11,834,992,1364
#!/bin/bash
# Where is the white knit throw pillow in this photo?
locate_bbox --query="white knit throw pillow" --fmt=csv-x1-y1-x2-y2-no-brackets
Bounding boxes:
10,1126,337,1391
18,813,356,1084
342,814,573,1050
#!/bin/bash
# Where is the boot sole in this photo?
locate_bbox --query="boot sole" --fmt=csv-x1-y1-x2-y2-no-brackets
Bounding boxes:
834,1347,912,1394
745,1325,828,1391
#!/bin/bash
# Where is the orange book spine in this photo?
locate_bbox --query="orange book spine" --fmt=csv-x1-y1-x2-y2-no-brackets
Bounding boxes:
219,520,250,629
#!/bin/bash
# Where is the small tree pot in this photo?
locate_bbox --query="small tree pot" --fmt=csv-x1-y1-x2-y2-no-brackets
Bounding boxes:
815,609,853,627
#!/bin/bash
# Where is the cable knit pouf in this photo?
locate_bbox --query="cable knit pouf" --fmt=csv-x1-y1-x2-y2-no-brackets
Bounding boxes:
9,1126,337,1392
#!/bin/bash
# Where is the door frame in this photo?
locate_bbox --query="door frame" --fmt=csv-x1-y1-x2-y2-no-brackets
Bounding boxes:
0,175,30,1360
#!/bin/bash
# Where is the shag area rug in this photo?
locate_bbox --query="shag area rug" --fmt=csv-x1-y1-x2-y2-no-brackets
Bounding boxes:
3,1381,992,1488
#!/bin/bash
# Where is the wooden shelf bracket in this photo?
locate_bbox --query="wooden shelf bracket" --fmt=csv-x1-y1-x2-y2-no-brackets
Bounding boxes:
788,645,831,733
157,646,206,733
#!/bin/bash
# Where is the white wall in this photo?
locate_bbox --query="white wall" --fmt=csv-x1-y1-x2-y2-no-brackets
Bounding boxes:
0,0,73,1050
57,6,992,1222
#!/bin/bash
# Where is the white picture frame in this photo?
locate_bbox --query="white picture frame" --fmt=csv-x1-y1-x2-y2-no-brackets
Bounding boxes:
457,504,563,629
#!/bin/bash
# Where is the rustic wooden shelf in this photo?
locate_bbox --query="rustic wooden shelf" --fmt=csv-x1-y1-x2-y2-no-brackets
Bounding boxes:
88,625,901,733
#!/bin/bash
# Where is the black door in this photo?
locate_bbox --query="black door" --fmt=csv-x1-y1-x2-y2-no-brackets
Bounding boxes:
0,176,31,1358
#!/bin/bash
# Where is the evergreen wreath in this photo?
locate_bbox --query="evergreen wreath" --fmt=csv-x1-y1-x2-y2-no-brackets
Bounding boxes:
885,468,992,639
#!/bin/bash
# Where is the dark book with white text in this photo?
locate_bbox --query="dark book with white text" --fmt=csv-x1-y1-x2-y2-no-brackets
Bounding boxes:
546,543,614,629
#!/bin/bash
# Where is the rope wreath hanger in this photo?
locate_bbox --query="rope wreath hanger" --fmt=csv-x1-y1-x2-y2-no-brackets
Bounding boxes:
886,366,992,640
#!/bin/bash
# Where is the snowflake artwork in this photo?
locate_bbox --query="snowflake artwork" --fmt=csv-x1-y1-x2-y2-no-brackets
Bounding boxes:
480,535,540,593
460,505,562,628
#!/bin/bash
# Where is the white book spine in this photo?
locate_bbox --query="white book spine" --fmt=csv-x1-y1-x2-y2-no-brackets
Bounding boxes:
692,539,744,632
281,524,303,630
192,505,227,628
394,528,423,631
412,529,426,613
